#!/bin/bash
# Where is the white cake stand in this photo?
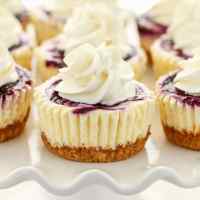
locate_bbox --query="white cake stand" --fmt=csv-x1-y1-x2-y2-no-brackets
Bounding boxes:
1,68,200,196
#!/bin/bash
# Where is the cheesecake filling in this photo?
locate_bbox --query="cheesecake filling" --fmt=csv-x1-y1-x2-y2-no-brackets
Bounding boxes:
36,83,153,149
36,87,154,148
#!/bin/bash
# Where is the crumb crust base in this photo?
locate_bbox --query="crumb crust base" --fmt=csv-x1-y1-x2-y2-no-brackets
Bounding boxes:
0,110,30,143
41,132,150,163
163,125,200,151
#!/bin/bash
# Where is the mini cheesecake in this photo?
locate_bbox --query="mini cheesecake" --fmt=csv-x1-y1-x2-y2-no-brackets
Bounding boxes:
34,44,154,162
0,49,32,142
35,79,154,162
156,59,200,150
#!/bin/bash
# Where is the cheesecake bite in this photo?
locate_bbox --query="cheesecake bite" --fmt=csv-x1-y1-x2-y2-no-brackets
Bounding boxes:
35,44,154,162
0,46,32,142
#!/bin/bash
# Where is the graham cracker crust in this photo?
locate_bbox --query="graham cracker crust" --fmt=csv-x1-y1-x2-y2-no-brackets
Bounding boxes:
41,133,150,163
0,110,30,143
163,124,200,150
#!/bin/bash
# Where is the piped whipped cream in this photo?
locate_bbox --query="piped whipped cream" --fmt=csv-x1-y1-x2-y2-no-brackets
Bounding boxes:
0,8,22,48
174,57,200,95
168,0,200,55
148,0,179,25
0,47,19,87
63,3,135,56
55,43,138,105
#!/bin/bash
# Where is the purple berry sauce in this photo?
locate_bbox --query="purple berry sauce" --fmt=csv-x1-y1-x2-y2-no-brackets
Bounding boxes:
137,15,168,36
159,72,200,107
0,67,32,108
46,48,66,68
45,80,148,115
45,45,136,69
8,33,30,52
161,39,192,59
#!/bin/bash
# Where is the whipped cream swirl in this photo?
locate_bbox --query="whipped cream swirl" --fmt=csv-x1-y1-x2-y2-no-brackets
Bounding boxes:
0,8,22,48
174,57,200,95
168,0,200,55
63,3,135,56
55,44,137,105
0,46,19,87
148,0,180,25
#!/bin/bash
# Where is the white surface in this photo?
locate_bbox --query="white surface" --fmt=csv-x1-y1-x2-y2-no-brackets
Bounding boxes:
1,69,200,196
1,181,200,200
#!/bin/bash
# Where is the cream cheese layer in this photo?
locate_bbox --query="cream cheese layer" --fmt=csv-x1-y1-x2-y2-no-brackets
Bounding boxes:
158,92,200,134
